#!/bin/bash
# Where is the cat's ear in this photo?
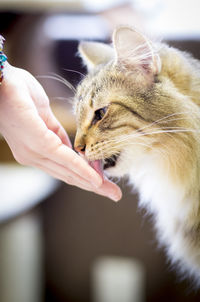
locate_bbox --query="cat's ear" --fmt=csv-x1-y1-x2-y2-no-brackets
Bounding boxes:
113,26,161,75
78,41,114,71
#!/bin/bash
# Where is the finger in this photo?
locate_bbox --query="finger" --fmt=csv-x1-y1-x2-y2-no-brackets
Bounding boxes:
34,162,116,200
96,178,122,202
45,109,72,147
34,158,121,201
49,144,103,188
35,163,92,190
34,157,98,189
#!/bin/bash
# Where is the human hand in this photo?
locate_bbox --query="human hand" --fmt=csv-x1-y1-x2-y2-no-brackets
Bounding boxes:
0,63,122,201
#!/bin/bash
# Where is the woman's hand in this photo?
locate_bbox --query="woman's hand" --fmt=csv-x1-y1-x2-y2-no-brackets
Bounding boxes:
0,63,122,201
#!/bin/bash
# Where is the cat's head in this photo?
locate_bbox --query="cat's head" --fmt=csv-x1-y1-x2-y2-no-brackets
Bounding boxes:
73,26,192,178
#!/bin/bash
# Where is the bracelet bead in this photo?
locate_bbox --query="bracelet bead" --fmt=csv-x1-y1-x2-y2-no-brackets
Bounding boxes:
0,35,7,85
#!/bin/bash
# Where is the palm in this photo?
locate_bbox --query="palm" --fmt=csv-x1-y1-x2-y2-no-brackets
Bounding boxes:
0,64,122,201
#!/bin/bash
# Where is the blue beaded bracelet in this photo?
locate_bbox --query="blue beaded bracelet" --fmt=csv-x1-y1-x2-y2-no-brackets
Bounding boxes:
0,35,7,85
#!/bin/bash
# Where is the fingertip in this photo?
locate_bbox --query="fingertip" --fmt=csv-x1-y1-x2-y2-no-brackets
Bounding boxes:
109,189,122,202
96,178,122,202
58,127,72,148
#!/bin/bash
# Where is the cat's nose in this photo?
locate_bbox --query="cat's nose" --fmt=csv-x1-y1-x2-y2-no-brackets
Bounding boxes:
75,144,86,155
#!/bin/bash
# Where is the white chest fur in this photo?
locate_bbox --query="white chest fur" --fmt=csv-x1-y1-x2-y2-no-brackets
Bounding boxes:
128,155,200,281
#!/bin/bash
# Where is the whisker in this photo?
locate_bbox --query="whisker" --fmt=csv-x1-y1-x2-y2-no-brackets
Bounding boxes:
97,141,170,174
50,96,69,101
136,111,197,133
62,68,86,78
118,129,199,143
159,117,197,124
37,73,76,94
50,96,76,107
144,129,200,135
103,138,170,163
162,126,199,131
104,112,193,145
104,125,199,146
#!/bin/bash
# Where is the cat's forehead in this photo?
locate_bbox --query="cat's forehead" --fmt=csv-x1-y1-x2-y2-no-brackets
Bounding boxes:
76,67,131,106
75,71,110,109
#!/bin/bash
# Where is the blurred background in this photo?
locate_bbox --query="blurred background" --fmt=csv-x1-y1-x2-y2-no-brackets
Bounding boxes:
1,0,200,302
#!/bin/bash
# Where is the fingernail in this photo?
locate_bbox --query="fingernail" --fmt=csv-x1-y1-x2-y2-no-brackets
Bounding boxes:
109,195,120,202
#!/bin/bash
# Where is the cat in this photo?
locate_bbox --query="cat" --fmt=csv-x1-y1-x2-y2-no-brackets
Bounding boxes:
74,26,200,284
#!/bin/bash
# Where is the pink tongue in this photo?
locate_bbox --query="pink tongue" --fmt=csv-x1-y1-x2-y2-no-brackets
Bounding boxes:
89,160,104,179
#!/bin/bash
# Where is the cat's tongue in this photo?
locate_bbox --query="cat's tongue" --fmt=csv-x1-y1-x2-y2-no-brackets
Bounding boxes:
89,160,104,179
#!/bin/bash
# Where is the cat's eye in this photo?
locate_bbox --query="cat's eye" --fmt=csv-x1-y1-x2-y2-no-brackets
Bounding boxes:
92,106,108,125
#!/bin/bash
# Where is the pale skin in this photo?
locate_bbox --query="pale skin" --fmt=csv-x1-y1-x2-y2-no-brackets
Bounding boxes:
0,63,122,201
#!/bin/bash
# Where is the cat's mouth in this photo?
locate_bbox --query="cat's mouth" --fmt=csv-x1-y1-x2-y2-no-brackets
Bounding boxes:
89,154,120,178
103,154,119,169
